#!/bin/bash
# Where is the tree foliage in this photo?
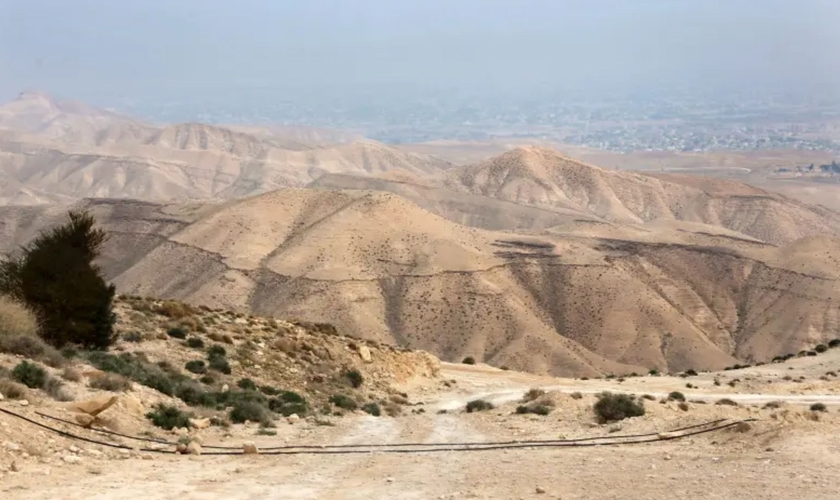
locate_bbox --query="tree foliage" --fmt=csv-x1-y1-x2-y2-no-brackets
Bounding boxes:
0,210,116,350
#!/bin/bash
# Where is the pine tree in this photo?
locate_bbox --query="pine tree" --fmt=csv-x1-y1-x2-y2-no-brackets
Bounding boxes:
0,210,116,349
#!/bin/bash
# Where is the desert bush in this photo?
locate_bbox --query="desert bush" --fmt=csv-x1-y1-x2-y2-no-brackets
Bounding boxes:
828,339,840,348
0,332,65,367
715,398,739,407
570,392,584,400
122,332,142,343
44,376,73,401
343,369,363,388
154,301,194,320
208,355,231,374
12,360,47,389
516,404,552,416
199,374,216,385
763,401,783,409
146,404,192,430
648,369,660,376
814,344,828,354
362,403,381,416
207,344,227,358
185,360,207,374
166,327,187,339
678,402,689,411
0,294,40,339
269,399,308,417
0,378,27,399
89,373,132,392
806,350,817,357
667,391,686,402
0,211,116,350
465,399,493,413
593,393,645,423
260,385,281,396
462,356,476,365
61,366,82,382
810,403,827,412
684,369,698,376
237,378,257,391
329,394,358,411
522,388,546,402
186,337,205,349
229,400,273,425
641,394,656,401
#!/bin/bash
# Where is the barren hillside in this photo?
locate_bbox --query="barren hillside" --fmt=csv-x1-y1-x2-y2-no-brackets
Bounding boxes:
2,192,840,377
444,146,840,245
0,93,449,204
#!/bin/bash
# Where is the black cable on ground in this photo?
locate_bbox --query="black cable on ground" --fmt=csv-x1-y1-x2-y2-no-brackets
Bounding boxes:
1,405,754,457
34,410,728,451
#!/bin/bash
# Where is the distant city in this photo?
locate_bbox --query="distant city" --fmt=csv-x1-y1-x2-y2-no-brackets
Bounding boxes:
106,86,840,154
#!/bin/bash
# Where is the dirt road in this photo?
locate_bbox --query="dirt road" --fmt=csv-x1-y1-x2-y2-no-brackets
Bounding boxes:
2,361,839,499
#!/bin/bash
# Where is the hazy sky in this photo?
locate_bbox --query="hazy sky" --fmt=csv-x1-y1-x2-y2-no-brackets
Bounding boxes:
2,0,839,103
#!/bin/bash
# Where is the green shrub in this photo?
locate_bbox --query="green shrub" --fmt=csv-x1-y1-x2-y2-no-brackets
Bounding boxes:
199,374,216,385
259,385,281,396
237,378,257,391
810,403,827,412
828,339,840,348
593,393,645,423
462,356,476,365
465,399,493,413
667,391,686,402
229,400,273,425
362,403,381,416
648,369,659,376
278,390,305,404
207,345,227,358
814,344,828,354
122,332,142,343
186,337,205,349
166,327,187,339
185,360,206,374
269,399,308,416
208,355,231,374
329,394,357,410
12,361,47,388
515,404,551,416
90,373,132,392
343,369,363,388
146,404,192,430
684,369,698,376
0,211,116,350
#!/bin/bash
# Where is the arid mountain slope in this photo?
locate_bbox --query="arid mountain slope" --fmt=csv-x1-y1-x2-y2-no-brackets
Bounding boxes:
2,192,839,377
0,92,450,204
443,146,840,245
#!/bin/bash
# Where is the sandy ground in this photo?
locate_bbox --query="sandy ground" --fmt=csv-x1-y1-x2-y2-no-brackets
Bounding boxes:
2,359,840,500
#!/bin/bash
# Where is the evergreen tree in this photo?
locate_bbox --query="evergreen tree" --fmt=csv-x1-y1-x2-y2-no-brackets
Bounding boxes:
0,210,116,349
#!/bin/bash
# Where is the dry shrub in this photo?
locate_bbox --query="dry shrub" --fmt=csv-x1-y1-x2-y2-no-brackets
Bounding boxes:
522,388,546,403
0,295,40,339
154,301,194,320
0,378,28,399
89,372,132,392
45,376,74,401
61,366,83,382
383,402,403,417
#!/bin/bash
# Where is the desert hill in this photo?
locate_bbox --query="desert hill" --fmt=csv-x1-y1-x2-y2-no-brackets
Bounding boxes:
2,191,840,377
443,146,840,245
0,92,450,204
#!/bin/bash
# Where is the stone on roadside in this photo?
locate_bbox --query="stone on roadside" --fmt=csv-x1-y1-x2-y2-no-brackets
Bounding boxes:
535,486,546,494
62,455,82,464
287,414,300,424
186,441,202,456
242,442,259,454
189,418,211,430
358,345,373,363
68,395,119,416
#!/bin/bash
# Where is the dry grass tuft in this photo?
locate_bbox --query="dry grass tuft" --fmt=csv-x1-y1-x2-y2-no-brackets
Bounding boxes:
0,294,40,339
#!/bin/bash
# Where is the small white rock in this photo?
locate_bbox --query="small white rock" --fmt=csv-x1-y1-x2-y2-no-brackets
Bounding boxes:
62,455,82,464
4,442,21,451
